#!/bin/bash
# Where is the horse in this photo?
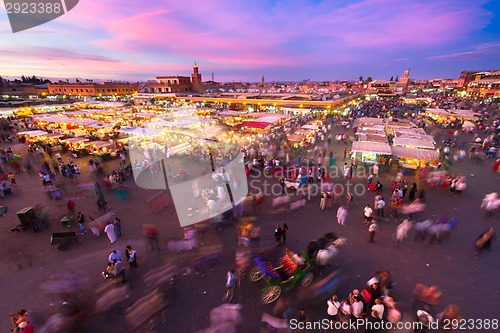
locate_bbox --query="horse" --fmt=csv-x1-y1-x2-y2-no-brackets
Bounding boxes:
395,219,413,244
316,237,347,267
427,218,458,244
413,219,434,242
481,192,500,218
307,232,339,259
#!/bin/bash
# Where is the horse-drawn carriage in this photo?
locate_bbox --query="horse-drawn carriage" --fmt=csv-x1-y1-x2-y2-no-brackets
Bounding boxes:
249,249,314,304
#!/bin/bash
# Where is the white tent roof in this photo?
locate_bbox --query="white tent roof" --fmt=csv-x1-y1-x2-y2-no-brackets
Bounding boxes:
391,146,438,160
18,130,48,137
60,137,89,144
87,141,112,148
119,127,163,137
450,109,481,121
87,123,114,129
218,110,247,117
255,116,284,123
393,137,435,149
462,120,476,129
354,117,385,127
301,124,319,130
352,141,392,155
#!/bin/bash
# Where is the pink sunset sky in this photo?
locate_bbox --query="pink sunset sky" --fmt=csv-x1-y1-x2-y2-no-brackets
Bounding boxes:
0,0,499,82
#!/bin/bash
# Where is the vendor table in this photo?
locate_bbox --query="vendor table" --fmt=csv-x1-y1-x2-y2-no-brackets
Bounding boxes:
61,216,75,228
90,152,112,160
17,207,39,231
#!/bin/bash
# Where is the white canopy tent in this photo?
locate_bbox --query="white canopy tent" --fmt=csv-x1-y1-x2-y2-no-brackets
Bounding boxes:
351,141,392,155
393,136,435,150
18,130,48,137
60,137,89,144
391,146,438,161
86,141,113,148
119,127,163,137
301,124,319,130
462,120,476,129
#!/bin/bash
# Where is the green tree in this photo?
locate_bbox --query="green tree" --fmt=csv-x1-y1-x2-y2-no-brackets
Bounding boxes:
358,76,363,83
366,77,373,83
390,76,394,81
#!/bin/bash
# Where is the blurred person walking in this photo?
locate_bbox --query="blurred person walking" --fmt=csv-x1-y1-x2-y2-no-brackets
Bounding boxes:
77,212,87,235
126,245,138,269
337,205,348,226
143,224,161,251
282,223,288,245
105,221,117,244
274,224,283,245
114,217,122,237
369,221,377,243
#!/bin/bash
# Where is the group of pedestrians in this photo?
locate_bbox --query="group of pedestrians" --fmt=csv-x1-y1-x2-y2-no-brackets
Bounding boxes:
274,223,289,245
324,272,403,331
102,246,138,282
104,218,122,243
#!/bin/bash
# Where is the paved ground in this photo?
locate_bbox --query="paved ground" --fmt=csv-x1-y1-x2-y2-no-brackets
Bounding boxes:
0,124,499,333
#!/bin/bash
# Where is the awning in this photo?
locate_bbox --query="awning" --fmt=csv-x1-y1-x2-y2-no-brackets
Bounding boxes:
301,124,319,130
351,141,392,155
61,138,89,144
86,141,112,148
462,120,476,129
391,146,438,160
239,121,271,129
393,137,435,149
18,130,48,137
45,133,64,139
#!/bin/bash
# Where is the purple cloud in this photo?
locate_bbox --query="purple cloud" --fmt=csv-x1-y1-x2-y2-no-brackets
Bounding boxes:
0,0,496,80
427,42,500,60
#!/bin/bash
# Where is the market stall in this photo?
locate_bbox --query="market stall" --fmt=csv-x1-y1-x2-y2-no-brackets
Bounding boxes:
391,146,438,169
42,133,65,151
86,141,117,160
60,137,90,156
351,141,392,164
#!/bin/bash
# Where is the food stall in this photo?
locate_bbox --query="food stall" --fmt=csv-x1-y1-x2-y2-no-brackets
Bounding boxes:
351,141,392,165
86,141,117,160
42,133,65,151
390,146,438,169
18,130,49,145
60,137,90,156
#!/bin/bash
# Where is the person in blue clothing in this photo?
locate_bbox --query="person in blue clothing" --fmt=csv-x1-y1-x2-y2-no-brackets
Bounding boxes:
114,217,122,237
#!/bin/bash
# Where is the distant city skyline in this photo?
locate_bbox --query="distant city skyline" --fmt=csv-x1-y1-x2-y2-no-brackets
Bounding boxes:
0,0,499,82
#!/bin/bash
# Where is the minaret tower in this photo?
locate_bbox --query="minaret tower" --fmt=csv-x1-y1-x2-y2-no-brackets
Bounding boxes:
191,62,203,92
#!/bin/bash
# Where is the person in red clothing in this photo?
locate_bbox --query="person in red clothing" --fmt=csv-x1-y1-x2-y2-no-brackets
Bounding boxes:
9,309,28,332
18,322,34,333
67,199,75,218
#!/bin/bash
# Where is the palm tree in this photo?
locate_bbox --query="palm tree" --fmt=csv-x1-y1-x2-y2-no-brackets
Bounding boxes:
358,76,363,83
366,77,373,83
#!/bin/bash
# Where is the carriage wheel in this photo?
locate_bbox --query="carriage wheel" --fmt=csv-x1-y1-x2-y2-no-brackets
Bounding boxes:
261,285,281,304
301,272,314,286
249,268,264,282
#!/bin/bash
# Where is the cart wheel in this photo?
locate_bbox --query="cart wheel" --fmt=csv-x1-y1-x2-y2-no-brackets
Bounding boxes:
301,272,314,286
249,268,264,282
58,243,69,251
261,285,281,304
